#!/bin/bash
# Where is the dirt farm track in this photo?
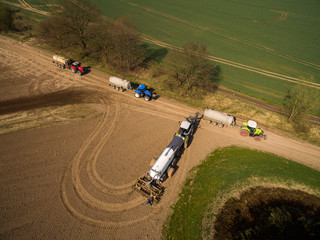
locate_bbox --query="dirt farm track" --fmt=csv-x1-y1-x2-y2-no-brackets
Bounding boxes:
0,36,320,240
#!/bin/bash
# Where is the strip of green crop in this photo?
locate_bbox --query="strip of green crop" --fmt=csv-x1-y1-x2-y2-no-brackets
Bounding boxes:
163,146,320,240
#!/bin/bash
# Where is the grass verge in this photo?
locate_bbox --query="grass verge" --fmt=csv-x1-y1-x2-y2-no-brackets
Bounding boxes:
162,146,320,240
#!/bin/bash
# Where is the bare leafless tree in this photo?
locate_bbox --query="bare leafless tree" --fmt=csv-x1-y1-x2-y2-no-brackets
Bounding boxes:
50,0,100,50
284,85,317,121
168,42,221,91
110,17,145,71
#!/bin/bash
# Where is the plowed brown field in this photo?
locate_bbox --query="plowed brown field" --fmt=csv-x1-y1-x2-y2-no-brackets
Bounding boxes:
1,36,320,240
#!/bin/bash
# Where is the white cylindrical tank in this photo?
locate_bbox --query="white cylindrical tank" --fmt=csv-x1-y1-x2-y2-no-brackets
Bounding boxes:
148,135,184,181
203,108,235,126
109,76,132,90
148,147,175,181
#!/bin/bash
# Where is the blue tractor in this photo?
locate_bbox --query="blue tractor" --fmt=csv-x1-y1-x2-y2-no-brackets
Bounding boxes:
134,84,157,101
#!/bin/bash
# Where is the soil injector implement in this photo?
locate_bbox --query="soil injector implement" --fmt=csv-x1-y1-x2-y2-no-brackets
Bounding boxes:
133,112,200,203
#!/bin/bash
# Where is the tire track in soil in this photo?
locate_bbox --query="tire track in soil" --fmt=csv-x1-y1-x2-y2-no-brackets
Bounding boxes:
70,100,146,210
86,106,138,194
59,99,154,227
54,79,158,224
27,67,79,123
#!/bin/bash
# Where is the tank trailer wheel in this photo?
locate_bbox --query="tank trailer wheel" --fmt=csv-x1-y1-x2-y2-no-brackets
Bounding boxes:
135,92,141,98
168,167,175,178
240,129,249,137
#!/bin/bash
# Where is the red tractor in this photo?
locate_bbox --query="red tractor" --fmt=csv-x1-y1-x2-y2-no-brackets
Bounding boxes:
70,62,87,76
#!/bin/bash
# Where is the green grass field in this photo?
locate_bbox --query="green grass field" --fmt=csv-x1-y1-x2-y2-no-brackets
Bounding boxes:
94,0,320,113
163,146,320,239
3,0,320,114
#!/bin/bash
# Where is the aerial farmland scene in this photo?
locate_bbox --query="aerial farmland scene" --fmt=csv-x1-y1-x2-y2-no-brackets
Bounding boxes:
0,0,320,239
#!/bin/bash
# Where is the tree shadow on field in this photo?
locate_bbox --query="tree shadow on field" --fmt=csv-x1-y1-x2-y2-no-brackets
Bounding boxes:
142,44,168,66
0,88,108,115
209,65,222,92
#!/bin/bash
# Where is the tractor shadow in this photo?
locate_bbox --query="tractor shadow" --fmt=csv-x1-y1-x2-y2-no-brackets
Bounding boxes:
83,66,91,75
186,115,202,148
131,82,140,89
168,147,185,179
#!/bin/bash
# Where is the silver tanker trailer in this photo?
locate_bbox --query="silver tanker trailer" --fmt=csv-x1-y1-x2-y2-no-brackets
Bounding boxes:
203,108,236,127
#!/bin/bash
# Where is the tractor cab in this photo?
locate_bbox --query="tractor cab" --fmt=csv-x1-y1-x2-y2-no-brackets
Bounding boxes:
247,120,257,135
240,120,267,141
135,84,147,97
179,120,192,137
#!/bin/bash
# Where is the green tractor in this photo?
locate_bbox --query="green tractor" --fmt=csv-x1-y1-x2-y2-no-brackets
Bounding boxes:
240,120,267,141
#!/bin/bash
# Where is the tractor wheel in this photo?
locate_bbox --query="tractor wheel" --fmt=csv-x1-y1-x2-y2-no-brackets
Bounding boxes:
184,137,189,148
254,136,262,141
240,129,249,137
78,71,82,76
171,158,178,167
149,158,156,167
71,68,76,73
144,95,151,101
168,167,175,178
135,92,141,98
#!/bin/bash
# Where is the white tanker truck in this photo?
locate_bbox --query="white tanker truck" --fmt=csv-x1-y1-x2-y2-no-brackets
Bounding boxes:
203,108,236,127
109,76,132,91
